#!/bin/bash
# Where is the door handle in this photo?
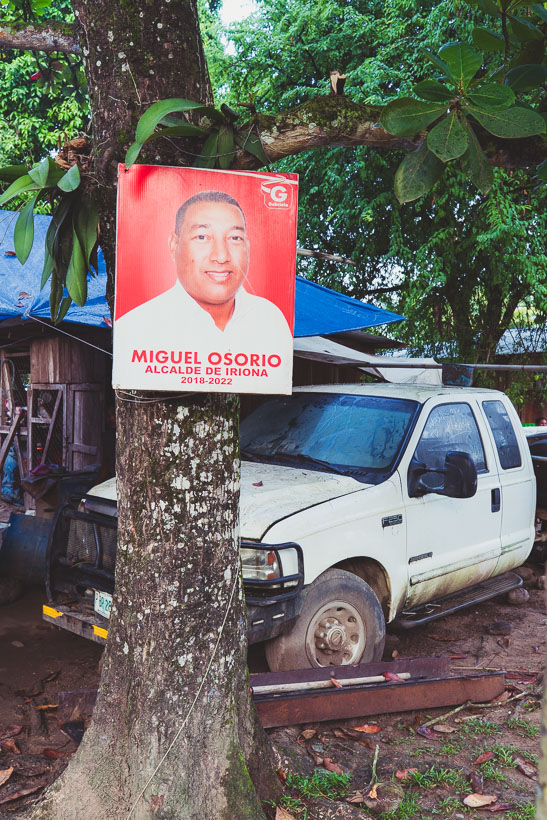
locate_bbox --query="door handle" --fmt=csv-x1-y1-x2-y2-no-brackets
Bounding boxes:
491,487,501,513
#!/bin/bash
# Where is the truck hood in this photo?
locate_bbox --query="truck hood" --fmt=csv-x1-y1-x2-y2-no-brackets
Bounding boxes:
240,461,367,539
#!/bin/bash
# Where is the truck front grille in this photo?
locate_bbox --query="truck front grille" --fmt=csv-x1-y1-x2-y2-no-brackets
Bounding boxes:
66,516,117,572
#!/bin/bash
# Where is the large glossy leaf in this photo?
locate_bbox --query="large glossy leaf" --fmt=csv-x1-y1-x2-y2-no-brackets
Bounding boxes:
460,120,494,194
41,245,55,289
0,165,28,182
55,296,73,325
424,50,455,82
380,98,447,137
508,13,543,41
413,80,453,102
74,197,99,273
57,163,81,192
532,4,547,23
66,230,87,306
134,98,206,145
0,174,40,207
195,131,218,169
471,27,505,52
466,0,501,16
394,142,444,203
439,43,482,90
506,64,547,91
536,158,547,182
13,194,38,265
234,130,269,165
467,104,546,137
467,84,515,109
49,275,63,323
427,113,469,162
28,157,50,187
217,125,235,170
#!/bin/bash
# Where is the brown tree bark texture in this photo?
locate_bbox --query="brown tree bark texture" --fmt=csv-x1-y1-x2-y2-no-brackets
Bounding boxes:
29,1,277,817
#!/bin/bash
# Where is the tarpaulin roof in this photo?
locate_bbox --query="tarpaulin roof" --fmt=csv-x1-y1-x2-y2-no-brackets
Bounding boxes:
0,209,404,335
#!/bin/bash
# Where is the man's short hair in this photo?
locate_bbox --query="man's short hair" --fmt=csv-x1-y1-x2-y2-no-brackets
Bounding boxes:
174,190,245,235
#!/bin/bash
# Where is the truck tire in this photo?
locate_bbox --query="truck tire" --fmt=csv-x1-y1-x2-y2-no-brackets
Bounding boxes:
264,568,386,672
0,576,23,606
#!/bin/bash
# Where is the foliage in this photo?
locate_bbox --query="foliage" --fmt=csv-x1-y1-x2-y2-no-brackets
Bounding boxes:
284,769,352,800
0,0,88,168
0,157,99,320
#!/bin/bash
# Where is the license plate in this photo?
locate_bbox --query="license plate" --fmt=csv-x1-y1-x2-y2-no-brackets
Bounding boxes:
94,590,112,619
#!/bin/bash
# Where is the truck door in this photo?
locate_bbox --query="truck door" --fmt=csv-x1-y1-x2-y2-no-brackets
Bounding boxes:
401,399,501,609
481,399,535,575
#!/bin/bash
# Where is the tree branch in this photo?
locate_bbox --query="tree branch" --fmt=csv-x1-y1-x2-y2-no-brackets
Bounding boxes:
0,22,80,55
233,96,547,171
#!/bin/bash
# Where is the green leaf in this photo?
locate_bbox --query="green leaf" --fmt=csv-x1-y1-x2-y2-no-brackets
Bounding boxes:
0,174,40,207
380,97,447,137
217,125,235,170
438,43,482,90
0,165,28,182
195,131,219,169
394,142,444,203
57,163,81,192
66,230,87,306
49,275,62,323
28,156,50,187
425,49,455,82
467,83,515,109
507,13,543,41
55,296,73,325
427,113,469,161
234,130,269,165
41,245,54,290
134,98,205,145
221,103,240,123
466,0,501,16
74,197,99,273
460,119,494,194
148,123,206,140
471,27,505,52
505,64,547,91
467,104,546,137
413,80,454,102
536,158,547,181
124,141,142,168
13,194,38,265
532,4,547,23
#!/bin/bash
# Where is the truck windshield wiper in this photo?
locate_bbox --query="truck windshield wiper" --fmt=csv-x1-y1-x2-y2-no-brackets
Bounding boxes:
270,452,350,475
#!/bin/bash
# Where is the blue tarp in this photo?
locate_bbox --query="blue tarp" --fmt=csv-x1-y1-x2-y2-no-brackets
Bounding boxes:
0,209,403,335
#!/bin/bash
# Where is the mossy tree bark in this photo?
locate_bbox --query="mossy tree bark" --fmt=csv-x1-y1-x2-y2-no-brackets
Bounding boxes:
29,1,278,817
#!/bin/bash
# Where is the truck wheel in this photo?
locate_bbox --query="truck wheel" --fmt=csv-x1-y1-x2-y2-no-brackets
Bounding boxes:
0,576,23,606
264,568,386,672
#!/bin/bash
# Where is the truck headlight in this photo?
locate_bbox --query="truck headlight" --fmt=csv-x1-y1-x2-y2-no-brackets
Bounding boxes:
240,548,280,582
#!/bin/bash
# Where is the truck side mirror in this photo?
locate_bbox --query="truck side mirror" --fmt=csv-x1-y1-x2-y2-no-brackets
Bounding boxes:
443,451,477,499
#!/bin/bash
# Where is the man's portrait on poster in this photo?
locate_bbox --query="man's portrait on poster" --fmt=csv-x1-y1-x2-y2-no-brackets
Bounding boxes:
113,177,296,394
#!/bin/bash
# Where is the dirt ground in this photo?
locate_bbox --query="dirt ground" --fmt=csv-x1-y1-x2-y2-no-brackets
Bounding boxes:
0,573,544,819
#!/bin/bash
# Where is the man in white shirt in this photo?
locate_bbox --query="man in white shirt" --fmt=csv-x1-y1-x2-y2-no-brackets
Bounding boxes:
113,190,293,393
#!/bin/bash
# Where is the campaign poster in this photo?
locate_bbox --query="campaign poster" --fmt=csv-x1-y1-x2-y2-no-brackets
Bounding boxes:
112,165,298,394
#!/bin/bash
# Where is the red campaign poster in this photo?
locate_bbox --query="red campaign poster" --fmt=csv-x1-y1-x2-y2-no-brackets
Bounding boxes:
112,164,298,394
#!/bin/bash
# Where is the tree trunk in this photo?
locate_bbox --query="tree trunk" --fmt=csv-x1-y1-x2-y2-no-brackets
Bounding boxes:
30,1,278,817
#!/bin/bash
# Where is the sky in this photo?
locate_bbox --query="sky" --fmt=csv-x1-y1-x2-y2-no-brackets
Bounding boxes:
220,0,256,24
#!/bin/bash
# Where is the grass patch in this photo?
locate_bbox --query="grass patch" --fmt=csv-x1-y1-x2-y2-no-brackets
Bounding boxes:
506,804,536,820
406,765,470,792
285,769,352,801
438,739,464,756
460,718,502,737
280,794,308,818
506,717,539,738
379,791,423,819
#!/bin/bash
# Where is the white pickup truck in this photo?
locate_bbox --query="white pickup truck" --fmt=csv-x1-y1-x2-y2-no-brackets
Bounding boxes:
43,383,543,672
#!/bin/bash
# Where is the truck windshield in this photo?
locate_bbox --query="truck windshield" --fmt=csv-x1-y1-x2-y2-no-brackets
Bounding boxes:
241,393,419,479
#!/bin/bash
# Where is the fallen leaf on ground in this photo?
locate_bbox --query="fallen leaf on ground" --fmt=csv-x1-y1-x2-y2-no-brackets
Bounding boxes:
347,791,365,803
433,724,457,733
0,781,47,805
42,748,66,760
252,481,263,487
395,769,418,780
450,653,468,659
276,769,287,783
0,726,22,742
298,728,316,740
353,723,381,734
0,768,13,788
384,672,406,683
464,793,498,807
473,751,495,765
470,773,484,794
150,794,164,813
42,670,60,683
305,742,323,766
323,758,343,774
275,807,296,820
514,756,538,780
427,633,459,641
0,739,20,755
484,803,515,812
35,704,57,711
417,726,438,740
368,783,379,799
490,690,511,704
330,677,343,688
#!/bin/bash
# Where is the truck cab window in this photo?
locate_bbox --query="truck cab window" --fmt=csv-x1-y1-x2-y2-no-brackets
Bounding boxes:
414,403,487,473
482,400,522,470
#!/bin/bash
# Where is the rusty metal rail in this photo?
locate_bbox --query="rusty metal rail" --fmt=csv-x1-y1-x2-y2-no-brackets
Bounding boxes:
250,658,506,729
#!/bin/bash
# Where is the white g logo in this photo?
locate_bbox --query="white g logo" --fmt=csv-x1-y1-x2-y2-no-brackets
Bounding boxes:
270,185,288,203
